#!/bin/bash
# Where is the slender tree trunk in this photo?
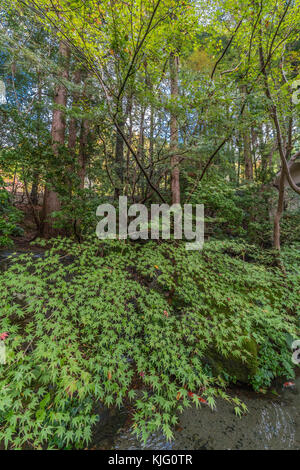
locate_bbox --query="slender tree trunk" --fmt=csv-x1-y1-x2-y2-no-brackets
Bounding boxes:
261,124,269,179
251,127,257,180
170,52,180,204
114,115,125,199
30,172,39,205
138,108,146,198
149,103,154,167
237,134,241,185
125,96,133,198
43,41,70,237
244,131,253,180
145,66,154,176
68,68,81,159
274,170,285,250
241,85,253,180
79,118,89,189
31,71,42,206
115,97,132,199
68,67,82,198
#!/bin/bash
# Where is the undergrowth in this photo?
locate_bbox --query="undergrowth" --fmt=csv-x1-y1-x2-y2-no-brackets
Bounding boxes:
0,238,299,449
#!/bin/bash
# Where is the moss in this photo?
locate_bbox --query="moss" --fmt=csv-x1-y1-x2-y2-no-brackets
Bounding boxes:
205,338,259,384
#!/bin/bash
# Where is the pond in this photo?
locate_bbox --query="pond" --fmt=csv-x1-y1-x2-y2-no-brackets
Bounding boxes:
92,375,299,450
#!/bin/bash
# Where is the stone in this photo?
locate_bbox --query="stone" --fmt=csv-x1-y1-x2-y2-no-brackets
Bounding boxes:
205,337,259,384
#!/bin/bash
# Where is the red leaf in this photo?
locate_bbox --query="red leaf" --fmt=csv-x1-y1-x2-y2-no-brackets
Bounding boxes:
283,381,295,388
198,396,208,404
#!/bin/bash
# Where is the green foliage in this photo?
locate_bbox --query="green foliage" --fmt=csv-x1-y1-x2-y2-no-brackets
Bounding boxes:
50,190,105,239
0,179,23,247
190,176,300,248
0,0,299,451
280,211,300,246
0,238,298,449
189,177,245,238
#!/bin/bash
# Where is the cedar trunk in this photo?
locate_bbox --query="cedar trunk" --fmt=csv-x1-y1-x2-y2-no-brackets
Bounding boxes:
43,41,70,237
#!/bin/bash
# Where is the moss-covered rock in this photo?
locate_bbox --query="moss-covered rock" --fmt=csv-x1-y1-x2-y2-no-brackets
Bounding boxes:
205,338,259,384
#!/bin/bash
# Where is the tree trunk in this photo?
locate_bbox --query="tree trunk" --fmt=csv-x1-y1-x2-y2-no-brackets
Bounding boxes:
30,172,39,205
79,118,89,189
68,68,81,159
43,41,70,237
125,96,133,197
138,108,146,198
274,169,285,250
114,116,125,199
241,85,253,180
149,103,154,167
114,97,132,199
31,72,42,207
170,52,180,204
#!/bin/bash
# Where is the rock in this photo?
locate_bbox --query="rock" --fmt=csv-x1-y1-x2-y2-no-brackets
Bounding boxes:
205,337,259,384
94,403,111,427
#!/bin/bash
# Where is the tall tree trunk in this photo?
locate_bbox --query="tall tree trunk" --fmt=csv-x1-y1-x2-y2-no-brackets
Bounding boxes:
43,41,70,237
170,52,180,204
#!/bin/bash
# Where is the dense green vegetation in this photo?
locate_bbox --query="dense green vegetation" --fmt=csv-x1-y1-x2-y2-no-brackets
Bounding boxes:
0,0,299,450
0,238,299,448
0,176,23,247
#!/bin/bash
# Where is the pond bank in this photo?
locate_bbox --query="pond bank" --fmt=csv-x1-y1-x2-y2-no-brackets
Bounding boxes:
92,374,300,450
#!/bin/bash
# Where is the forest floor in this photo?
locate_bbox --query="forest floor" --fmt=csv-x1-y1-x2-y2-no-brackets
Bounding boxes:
1,203,299,450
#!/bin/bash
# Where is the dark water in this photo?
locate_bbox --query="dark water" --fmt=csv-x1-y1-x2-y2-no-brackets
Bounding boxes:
93,376,299,450
0,250,45,271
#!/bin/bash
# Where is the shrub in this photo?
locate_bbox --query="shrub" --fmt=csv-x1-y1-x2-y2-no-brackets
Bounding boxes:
0,179,23,247
189,176,300,248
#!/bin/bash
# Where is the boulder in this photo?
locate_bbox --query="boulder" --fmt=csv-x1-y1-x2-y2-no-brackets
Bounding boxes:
205,337,259,384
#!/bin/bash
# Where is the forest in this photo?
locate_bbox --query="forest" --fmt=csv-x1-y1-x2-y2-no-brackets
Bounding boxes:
0,0,299,451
